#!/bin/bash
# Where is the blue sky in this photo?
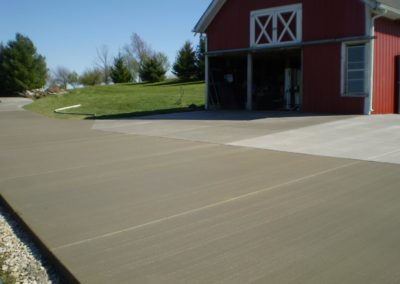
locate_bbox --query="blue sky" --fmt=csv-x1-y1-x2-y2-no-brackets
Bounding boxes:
0,0,210,74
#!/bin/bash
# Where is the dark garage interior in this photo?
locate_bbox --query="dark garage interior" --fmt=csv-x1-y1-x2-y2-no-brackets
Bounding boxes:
208,55,247,110
208,49,302,111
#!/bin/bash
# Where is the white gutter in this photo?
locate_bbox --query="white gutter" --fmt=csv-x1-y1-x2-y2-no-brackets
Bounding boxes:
205,36,210,110
367,7,387,114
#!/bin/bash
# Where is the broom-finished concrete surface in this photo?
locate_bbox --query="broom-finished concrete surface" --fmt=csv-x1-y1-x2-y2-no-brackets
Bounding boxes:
1,106,400,283
94,111,400,164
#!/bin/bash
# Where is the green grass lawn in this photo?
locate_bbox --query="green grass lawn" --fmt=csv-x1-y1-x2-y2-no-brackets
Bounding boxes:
24,80,205,119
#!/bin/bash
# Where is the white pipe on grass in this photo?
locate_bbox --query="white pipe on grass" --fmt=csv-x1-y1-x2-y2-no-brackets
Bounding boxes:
54,104,95,117
54,105,82,112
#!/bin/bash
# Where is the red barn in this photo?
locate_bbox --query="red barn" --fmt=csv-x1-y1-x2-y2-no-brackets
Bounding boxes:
194,0,400,114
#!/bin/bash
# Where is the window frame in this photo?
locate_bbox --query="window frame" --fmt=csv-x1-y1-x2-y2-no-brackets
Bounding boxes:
341,42,368,97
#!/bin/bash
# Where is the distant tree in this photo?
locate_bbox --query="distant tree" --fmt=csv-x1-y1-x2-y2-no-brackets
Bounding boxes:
0,33,47,96
129,33,152,64
95,45,111,84
125,33,170,82
172,41,197,80
195,36,206,80
121,48,139,82
52,66,71,89
79,68,102,86
139,55,167,82
67,71,79,88
155,52,171,75
110,54,132,83
0,43,5,94
52,67,79,89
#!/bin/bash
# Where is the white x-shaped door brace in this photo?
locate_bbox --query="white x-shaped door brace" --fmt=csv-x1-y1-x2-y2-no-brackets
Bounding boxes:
277,12,296,42
252,4,301,47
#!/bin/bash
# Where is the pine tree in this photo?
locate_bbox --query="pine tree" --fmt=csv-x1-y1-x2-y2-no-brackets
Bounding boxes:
172,41,197,80
110,55,133,83
0,33,47,96
139,55,167,82
195,37,206,80
0,44,5,94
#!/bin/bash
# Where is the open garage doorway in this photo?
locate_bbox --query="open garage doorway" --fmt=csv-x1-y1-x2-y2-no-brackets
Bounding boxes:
252,49,302,111
207,49,302,111
208,55,247,110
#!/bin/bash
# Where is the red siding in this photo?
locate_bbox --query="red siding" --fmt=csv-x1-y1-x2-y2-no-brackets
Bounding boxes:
373,18,400,114
205,0,367,114
207,0,299,51
302,0,365,41
303,44,364,114
207,0,365,51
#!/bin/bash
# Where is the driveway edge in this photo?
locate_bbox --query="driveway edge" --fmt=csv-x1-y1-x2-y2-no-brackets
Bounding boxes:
0,194,80,284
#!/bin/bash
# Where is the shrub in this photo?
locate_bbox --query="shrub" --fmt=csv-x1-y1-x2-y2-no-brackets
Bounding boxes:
79,68,103,86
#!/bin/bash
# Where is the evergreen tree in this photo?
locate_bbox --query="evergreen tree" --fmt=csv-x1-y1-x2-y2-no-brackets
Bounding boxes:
139,55,167,82
195,36,206,80
0,33,47,96
172,41,197,80
0,44,5,94
110,55,133,83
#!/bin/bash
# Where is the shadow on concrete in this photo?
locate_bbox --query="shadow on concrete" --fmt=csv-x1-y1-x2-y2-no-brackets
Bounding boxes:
88,105,204,120
126,80,205,88
91,109,353,121
142,80,205,87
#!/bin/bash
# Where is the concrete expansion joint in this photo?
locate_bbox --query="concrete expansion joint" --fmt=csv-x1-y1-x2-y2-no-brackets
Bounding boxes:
53,160,360,251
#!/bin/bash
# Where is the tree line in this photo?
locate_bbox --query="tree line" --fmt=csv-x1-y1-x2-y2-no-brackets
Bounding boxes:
0,33,206,96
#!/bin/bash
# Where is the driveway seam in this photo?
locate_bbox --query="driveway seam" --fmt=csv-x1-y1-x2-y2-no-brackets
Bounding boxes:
53,160,360,251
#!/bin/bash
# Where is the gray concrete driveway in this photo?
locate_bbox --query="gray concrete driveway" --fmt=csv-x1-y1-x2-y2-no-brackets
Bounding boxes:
1,108,400,283
0,97,32,112
95,111,400,164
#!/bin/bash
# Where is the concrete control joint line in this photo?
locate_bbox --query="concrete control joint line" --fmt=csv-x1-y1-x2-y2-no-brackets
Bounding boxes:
53,160,361,251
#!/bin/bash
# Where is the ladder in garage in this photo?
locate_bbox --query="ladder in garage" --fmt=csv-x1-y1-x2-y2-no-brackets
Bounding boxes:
209,69,221,109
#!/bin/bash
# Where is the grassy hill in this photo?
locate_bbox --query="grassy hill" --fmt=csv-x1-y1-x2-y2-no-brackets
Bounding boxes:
25,80,205,119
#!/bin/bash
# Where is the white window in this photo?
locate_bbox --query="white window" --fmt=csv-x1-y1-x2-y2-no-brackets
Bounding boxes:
342,44,367,96
250,4,302,47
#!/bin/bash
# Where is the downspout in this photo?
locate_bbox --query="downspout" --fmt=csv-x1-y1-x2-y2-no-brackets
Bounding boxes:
367,6,387,115
205,35,210,110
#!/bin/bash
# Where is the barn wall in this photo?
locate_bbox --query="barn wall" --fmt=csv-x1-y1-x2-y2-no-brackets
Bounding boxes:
302,44,364,114
373,18,400,114
207,0,366,51
302,0,365,41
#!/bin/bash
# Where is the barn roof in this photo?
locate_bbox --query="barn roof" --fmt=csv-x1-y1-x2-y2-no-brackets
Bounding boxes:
379,0,400,11
364,0,400,19
193,0,226,33
376,0,400,19
193,0,400,33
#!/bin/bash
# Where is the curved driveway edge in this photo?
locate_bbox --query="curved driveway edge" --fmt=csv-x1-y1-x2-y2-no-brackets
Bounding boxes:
0,97,32,112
